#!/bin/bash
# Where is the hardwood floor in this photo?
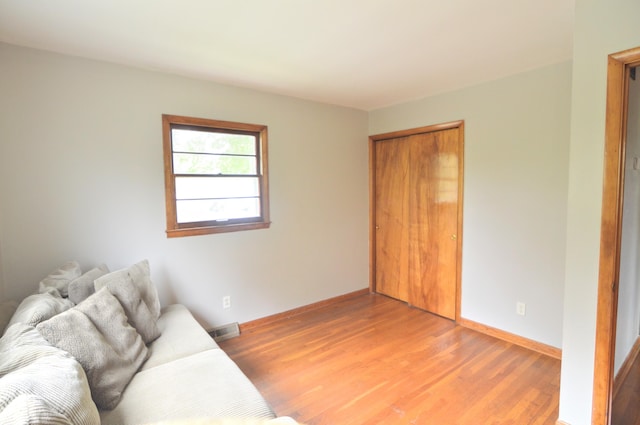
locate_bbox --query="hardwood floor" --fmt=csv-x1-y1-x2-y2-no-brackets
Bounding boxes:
613,351,640,425
219,293,560,425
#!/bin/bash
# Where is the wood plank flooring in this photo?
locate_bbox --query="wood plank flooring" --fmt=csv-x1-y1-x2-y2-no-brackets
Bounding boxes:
219,293,560,425
613,351,640,425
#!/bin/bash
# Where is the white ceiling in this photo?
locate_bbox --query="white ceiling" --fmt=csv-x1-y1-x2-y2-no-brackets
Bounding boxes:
0,0,574,111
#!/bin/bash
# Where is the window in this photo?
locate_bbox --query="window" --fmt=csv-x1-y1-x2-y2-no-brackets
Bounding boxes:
162,114,270,237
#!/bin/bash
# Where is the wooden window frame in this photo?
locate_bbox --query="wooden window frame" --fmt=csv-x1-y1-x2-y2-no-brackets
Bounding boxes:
162,114,270,238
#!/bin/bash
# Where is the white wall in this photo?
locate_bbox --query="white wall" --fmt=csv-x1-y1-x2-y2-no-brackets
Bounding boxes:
0,43,370,328
369,61,572,348
559,0,640,423
615,75,640,375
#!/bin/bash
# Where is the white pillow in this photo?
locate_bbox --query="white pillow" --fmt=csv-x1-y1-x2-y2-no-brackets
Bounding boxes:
0,322,100,424
98,274,160,344
39,260,82,298
94,260,161,320
68,264,110,305
37,288,149,410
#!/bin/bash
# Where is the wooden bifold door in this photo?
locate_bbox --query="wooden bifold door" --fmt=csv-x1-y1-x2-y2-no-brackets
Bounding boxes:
370,121,464,320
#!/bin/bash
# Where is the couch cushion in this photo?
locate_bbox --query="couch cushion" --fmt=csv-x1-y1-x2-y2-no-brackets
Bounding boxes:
36,288,149,410
141,304,219,371
0,323,100,425
94,259,161,320
97,272,160,344
68,264,110,305
100,349,275,425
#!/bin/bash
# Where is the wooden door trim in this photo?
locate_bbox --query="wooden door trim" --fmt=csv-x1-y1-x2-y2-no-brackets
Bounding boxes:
370,120,464,142
455,123,465,322
369,120,464,322
592,46,640,425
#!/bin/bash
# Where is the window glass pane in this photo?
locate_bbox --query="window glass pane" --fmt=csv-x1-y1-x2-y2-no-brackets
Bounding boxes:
176,198,261,223
172,128,256,155
175,177,259,200
173,153,257,175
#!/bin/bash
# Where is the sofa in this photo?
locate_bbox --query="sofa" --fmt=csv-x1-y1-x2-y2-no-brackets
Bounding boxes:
0,260,297,425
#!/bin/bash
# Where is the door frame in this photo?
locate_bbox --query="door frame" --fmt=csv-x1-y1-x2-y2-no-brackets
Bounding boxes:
369,120,464,321
592,46,640,425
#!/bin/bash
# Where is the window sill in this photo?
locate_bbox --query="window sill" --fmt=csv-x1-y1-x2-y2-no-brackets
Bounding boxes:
166,221,271,238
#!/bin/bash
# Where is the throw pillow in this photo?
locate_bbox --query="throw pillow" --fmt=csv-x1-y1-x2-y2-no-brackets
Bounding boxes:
94,259,161,320
0,322,100,424
7,292,74,329
38,260,82,298
68,264,110,305
36,288,149,410
98,275,160,343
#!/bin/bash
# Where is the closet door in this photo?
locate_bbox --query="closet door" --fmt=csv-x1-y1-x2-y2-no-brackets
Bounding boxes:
371,123,463,320
408,129,460,319
374,136,410,302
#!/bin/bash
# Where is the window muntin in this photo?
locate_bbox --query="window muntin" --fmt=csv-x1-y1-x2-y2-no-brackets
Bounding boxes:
162,115,270,237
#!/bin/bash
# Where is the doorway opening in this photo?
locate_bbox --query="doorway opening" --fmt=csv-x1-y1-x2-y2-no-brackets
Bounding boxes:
593,47,640,425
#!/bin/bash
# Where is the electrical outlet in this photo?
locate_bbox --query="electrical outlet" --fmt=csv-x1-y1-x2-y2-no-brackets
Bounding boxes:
223,296,231,310
516,302,526,316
